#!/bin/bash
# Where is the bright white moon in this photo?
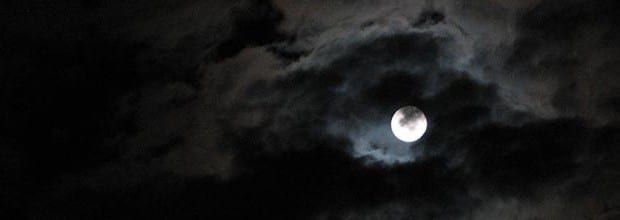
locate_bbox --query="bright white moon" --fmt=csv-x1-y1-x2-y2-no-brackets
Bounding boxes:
391,106,428,142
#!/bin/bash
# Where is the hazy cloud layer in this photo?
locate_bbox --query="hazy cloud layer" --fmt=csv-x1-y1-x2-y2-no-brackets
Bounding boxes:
2,0,620,219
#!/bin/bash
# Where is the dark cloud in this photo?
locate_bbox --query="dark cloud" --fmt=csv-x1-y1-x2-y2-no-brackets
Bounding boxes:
505,0,620,123
210,0,289,61
463,119,586,192
412,10,445,27
398,107,424,127
3,0,620,219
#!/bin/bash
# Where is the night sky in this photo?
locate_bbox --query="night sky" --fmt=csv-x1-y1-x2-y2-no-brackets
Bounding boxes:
3,0,620,219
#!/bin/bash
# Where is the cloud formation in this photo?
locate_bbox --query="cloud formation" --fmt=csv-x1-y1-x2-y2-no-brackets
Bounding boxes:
3,0,620,219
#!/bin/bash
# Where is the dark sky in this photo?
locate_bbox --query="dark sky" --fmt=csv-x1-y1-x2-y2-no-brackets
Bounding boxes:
2,0,620,219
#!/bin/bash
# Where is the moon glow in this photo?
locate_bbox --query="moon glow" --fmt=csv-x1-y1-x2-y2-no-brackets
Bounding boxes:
391,106,428,142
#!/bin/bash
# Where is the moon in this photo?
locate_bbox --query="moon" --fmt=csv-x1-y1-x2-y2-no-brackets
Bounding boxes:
391,106,428,142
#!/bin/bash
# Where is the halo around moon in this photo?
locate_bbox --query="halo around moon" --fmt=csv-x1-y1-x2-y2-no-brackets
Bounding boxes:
391,106,428,142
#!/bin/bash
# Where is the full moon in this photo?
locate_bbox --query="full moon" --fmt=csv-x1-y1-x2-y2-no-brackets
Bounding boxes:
391,106,428,142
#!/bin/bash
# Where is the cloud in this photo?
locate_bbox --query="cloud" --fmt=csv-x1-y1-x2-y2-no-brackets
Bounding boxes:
2,0,290,197
502,0,620,123
5,0,620,219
